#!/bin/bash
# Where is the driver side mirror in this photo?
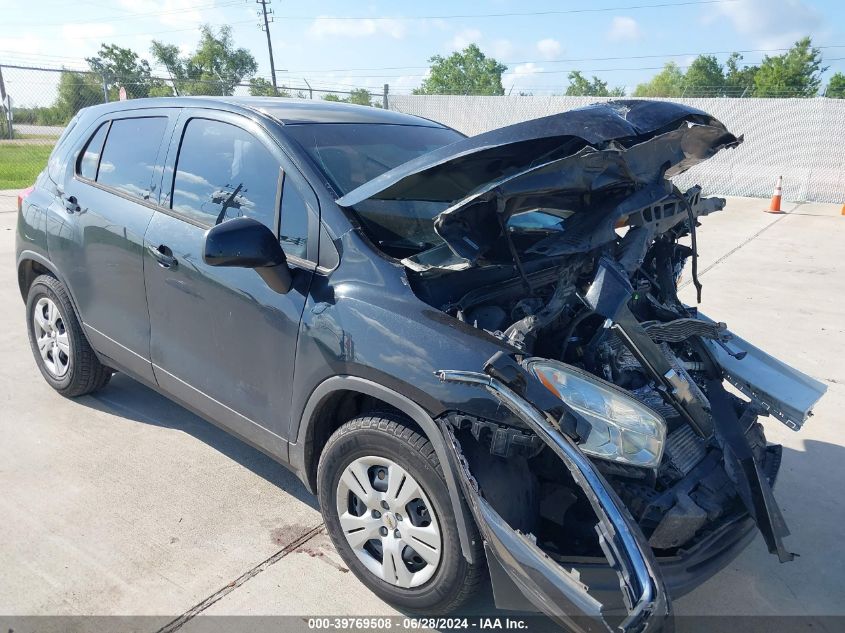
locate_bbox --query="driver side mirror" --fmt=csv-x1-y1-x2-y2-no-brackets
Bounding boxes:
203,217,293,294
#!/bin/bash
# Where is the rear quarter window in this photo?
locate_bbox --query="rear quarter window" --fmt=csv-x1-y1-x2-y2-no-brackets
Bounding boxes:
46,113,80,183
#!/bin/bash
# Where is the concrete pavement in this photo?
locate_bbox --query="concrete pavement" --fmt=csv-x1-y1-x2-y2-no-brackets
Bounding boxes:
1,195,843,629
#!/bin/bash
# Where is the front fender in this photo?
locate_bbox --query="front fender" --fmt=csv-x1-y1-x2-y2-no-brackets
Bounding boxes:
289,374,480,565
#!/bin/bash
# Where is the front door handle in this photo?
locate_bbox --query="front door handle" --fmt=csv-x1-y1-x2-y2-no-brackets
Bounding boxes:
62,195,80,213
150,244,178,268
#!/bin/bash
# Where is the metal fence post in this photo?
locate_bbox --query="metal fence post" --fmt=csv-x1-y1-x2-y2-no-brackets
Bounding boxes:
383,83,389,109
101,74,109,103
0,63,12,139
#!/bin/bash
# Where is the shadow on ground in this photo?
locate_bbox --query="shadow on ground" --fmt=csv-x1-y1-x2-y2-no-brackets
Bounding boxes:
84,373,318,510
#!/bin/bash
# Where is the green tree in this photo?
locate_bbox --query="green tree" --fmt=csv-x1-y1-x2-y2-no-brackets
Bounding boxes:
414,44,506,95
86,44,165,99
683,55,724,96
565,71,623,96
320,89,376,107
633,62,685,97
55,71,104,121
151,25,257,95
148,84,175,97
724,52,758,96
248,77,289,97
826,72,845,97
754,37,825,97
346,88,374,106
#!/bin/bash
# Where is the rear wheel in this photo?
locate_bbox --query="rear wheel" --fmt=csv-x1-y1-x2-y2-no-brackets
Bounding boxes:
318,413,484,613
26,275,112,397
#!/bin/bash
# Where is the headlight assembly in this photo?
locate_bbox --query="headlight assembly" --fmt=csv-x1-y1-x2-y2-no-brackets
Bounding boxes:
524,358,667,469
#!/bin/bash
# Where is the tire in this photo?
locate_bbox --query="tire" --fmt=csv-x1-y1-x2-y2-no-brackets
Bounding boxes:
318,413,485,614
26,274,112,397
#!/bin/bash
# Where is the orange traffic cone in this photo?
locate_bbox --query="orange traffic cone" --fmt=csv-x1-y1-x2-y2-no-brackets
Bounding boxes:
841,204,844,216
766,176,784,214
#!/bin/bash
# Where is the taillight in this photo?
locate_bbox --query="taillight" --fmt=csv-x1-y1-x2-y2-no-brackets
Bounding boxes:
17,185,34,214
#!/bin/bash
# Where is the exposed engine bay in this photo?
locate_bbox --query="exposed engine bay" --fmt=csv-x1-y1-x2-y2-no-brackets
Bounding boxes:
422,195,822,625
425,196,783,561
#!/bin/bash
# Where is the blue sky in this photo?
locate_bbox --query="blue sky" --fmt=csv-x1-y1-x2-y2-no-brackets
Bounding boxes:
1,0,843,103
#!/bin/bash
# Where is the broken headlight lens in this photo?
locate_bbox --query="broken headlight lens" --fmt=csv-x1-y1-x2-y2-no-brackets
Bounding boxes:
524,359,666,469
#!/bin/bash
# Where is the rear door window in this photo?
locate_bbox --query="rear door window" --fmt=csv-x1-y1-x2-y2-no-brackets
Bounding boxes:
77,122,109,181
171,118,279,228
97,117,168,200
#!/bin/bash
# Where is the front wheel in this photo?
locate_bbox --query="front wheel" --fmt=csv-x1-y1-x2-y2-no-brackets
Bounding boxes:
317,414,484,613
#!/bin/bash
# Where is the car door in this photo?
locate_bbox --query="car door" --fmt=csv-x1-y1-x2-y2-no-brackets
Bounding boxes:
143,109,316,459
48,110,179,383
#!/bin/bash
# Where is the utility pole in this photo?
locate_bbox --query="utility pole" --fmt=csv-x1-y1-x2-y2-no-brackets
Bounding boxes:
256,0,278,93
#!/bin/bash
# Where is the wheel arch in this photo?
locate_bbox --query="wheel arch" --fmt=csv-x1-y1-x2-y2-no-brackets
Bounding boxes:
17,251,80,319
18,251,94,359
291,375,479,564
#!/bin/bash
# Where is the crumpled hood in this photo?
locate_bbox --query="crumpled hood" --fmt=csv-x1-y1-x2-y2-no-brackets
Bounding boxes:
336,100,742,269
337,100,741,206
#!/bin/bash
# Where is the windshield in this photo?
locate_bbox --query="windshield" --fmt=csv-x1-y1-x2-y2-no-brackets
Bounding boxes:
285,122,465,257
284,123,463,195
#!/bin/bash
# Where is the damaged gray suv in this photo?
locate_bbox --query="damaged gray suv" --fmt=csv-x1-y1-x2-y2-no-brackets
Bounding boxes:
16,97,827,631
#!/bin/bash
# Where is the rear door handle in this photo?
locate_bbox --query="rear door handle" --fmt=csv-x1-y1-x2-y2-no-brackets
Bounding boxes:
62,195,80,213
150,244,178,268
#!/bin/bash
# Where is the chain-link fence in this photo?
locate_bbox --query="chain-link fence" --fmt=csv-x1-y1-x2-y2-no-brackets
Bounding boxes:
0,64,386,190
387,94,845,203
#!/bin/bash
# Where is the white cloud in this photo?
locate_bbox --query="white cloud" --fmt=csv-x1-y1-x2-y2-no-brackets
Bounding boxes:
61,23,115,41
708,0,821,49
502,63,545,95
536,38,562,60
451,28,482,50
489,39,514,59
513,62,543,76
607,16,642,42
308,16,407,39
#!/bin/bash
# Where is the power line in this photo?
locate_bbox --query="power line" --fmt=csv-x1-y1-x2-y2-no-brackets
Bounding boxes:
8,43,844,76
278,45,845,75
274,0,737,20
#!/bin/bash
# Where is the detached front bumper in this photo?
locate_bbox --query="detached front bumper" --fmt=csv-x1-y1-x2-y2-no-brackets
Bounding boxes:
438,370,671,633
438,359,789,632
576,512,757,611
